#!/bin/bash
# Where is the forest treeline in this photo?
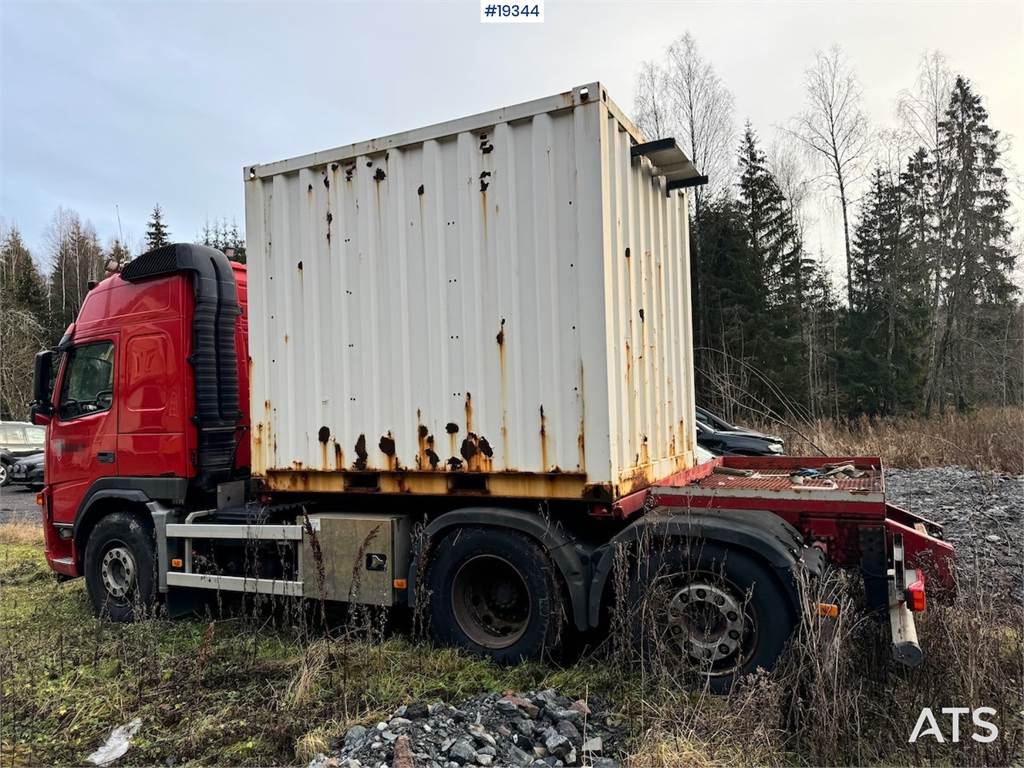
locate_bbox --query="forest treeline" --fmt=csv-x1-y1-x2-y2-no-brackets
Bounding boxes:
1,38,1021,423
635,40,1021,423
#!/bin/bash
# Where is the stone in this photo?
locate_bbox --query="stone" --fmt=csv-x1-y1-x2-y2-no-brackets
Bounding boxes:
507,746,532,767
406,702,429,719
393,705,408,718
512,734,535,752
345,725,368,748
467,725,496,748
376,722,389,731
392,735,414,768
448,739,477,765
511,718,534,737
581,736,603,754
555,720,580,742
428,702,446,716
381,730,397,743
552,709,581,725
544,732,572,760
591,759,619,768
476,755,493,767
564,747,577,766
389,718,412,730
569,700,591,718
495,699,519,715
370,741,383,751
477,746,496,756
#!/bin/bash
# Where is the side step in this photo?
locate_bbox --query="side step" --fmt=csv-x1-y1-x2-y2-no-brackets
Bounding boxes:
167,572,302,596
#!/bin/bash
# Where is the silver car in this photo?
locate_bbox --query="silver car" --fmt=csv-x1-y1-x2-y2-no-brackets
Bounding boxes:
0,421,46,487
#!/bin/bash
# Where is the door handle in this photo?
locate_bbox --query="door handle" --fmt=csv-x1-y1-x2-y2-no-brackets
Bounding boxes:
97,452,115,464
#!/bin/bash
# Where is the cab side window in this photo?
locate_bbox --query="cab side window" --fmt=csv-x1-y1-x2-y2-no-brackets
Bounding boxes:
59,342,115,420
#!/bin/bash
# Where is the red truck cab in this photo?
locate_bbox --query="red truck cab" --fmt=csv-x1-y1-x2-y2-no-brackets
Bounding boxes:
31,246,249,578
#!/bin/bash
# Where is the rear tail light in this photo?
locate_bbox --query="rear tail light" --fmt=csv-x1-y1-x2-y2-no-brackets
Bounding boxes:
905,569,927,612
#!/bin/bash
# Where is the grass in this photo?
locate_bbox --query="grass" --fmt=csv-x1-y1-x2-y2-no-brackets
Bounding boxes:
762,406,1023,474
2,458,1022,767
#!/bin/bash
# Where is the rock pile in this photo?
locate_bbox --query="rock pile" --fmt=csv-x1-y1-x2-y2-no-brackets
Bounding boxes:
310,689,623,768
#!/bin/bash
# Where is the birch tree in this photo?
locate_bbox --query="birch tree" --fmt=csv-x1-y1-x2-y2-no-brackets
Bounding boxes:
789,46,870,308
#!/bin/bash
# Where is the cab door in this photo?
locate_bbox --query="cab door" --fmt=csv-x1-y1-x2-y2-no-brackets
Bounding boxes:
48,337,119,527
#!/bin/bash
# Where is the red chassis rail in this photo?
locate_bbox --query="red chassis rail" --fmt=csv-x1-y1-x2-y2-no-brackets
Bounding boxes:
615,455,955,591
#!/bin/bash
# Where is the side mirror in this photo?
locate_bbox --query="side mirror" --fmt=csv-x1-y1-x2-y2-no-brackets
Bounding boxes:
31,350,55,424
30,402,52,426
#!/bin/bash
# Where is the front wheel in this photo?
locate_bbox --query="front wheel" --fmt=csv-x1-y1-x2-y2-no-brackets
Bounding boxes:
631,542,796,693
84,512,157,622
0,461,10,487
425,527,564,663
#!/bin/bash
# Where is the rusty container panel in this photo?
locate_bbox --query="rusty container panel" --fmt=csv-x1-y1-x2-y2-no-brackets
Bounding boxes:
244,83,696,502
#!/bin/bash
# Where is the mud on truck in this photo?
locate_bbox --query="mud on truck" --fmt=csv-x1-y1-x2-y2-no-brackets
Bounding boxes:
29,84,954,692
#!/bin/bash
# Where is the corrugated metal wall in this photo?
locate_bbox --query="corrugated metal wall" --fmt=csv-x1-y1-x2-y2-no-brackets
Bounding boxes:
600,111,696,495
245,84,695,501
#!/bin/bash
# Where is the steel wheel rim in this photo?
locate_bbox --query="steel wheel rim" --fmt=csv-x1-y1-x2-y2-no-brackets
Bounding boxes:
100,543,137,599
652,574,756,677
451,554,531,649
0,464,7,484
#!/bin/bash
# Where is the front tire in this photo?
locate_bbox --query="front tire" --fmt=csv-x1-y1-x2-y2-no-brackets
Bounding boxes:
0,461,10,487
84,512,157,622
631,541,795,693
425,526,564,663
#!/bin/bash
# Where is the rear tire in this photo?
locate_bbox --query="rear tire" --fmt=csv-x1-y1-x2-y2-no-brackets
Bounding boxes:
631,541,795,694
425,526,564,663
84,512,157,622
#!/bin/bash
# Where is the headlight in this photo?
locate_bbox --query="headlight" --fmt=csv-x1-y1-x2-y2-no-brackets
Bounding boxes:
768,443,784,454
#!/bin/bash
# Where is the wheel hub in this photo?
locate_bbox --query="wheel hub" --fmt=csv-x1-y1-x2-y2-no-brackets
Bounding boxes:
665,582,745,664
100,546,137,599
451,554,531,649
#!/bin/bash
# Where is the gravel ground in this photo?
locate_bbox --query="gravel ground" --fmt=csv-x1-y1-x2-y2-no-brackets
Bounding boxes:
0,485,41,524
885,467,1023,602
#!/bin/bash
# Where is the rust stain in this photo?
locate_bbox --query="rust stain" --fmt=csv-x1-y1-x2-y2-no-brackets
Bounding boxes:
446,421,459,461
460,432,494,473
539,405,548,472
416,419,429,470
577,361,586,472
639,435,650,466
333,440,343,470
464,392,473,434
497,319,508,467
263,468,589,499
353,434,368,471
379,432,398,471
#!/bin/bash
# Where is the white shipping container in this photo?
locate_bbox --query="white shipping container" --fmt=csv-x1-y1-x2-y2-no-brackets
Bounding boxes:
244,83,700,503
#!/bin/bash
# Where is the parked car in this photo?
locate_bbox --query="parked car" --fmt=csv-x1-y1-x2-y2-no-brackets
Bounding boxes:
0,421,46,487
9,451,44,490
695,407,785,456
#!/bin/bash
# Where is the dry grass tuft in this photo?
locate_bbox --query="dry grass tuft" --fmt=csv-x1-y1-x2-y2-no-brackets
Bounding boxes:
0,521,44,546
766,406,1023,473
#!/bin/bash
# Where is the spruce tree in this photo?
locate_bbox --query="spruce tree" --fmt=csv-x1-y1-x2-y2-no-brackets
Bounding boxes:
145,204,171,250
736,124,810,405
928,75,1015,411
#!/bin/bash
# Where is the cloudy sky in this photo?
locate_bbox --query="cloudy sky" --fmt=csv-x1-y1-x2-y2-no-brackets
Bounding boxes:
2,0,1022,276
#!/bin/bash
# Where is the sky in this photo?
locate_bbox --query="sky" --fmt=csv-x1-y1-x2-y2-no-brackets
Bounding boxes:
2,0,1022,278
